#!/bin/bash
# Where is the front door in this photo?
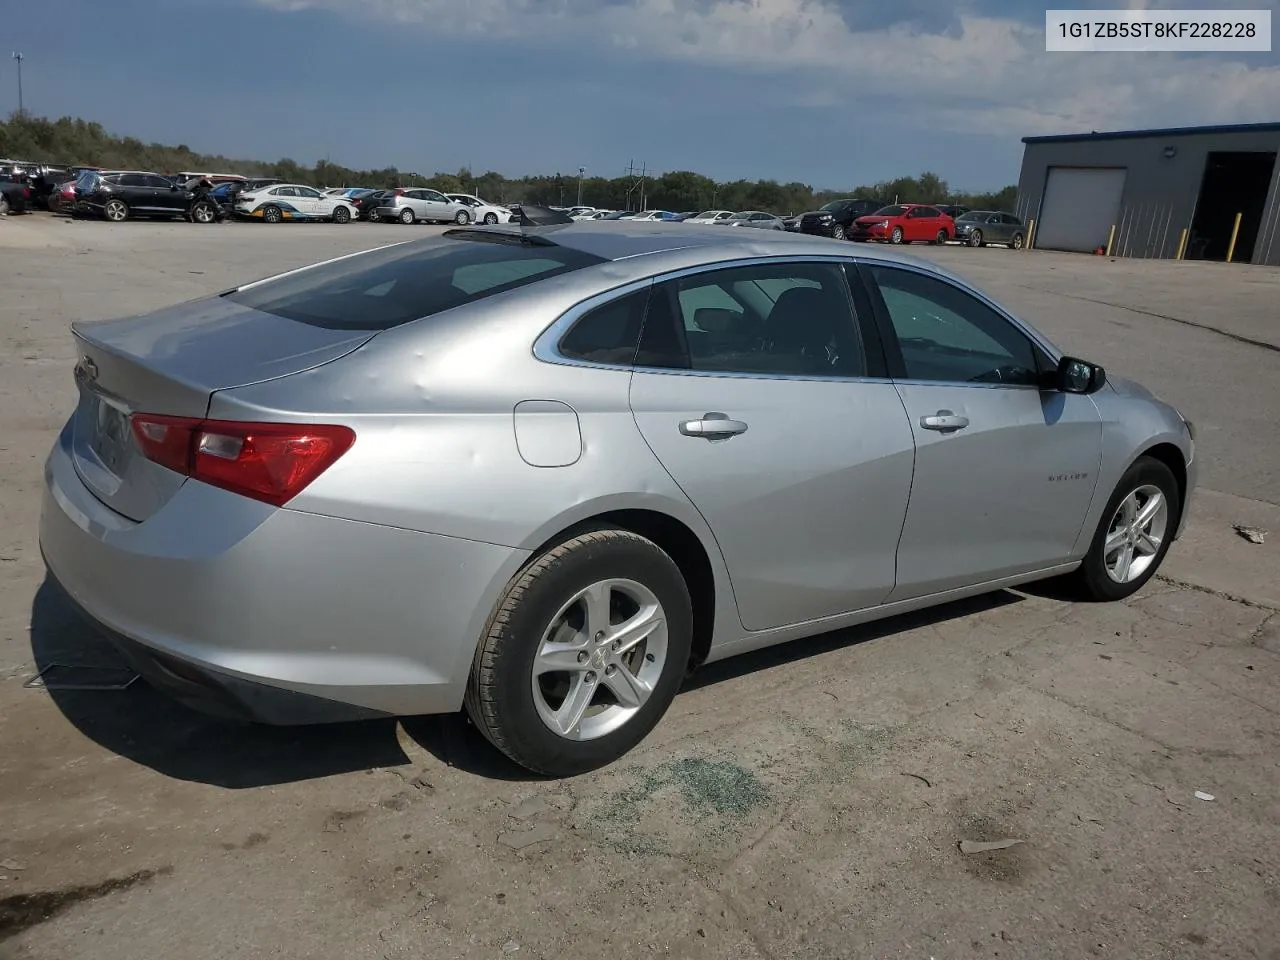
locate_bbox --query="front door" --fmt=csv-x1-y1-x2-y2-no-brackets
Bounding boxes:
292,186,325,218
147,174,185,214
859,263,1103,600
629,259,916,631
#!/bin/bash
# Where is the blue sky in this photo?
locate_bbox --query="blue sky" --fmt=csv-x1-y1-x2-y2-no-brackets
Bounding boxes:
12,0,1280,190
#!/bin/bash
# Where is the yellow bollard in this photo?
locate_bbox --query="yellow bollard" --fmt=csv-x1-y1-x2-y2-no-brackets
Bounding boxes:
1026,218,1036,249
1175,228,1189,260
1105,224,1116,256
1226,212,1243,263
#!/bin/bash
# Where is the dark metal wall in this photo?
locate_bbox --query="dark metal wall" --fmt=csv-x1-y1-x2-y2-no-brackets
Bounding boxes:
1015,129,1280,265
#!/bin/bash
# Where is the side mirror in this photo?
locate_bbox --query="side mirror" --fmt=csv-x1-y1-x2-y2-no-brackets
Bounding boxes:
1055,356,1106,394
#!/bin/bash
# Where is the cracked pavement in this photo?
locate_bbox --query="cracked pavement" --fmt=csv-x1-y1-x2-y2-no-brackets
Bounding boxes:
1,218,1277,960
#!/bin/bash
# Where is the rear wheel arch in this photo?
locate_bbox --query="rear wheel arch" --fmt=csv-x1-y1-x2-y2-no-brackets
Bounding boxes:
517,508,718,673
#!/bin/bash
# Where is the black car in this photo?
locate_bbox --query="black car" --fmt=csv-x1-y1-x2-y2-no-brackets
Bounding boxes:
0,174,31,215
795,198,884,239
74,170,196,222
935,204,970,220
349,188,389,221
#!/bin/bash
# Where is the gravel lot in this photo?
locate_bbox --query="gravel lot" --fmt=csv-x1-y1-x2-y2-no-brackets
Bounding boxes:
1,214,1277,960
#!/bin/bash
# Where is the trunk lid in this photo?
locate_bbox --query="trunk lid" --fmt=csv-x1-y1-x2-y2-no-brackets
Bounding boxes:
69,295,376,522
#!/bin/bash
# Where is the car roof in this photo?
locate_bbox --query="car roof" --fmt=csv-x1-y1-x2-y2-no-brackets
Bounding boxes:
441,221,952,273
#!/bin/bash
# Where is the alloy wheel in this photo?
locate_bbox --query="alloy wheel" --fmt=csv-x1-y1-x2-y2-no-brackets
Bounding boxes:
530,578,668,741
1103,484,1169,584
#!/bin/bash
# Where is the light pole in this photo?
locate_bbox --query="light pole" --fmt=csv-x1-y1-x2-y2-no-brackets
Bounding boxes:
577,167,584,206
11,52,23,115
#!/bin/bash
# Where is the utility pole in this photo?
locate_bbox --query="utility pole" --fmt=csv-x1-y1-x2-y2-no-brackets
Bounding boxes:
577,167,585,206
11,52,24,115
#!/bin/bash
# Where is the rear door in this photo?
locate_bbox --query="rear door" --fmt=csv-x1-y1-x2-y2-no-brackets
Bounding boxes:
857,262,1103,600
117,174,156,211
629,258,916,631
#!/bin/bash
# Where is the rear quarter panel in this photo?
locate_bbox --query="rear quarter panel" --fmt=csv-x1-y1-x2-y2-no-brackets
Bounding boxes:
206,279,743,647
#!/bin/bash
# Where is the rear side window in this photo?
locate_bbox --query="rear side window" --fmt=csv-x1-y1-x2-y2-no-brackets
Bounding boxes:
558,288,650,365
225,234,608,330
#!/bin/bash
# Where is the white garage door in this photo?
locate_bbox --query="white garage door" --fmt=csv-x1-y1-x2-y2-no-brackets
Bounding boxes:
1035,167,1127,253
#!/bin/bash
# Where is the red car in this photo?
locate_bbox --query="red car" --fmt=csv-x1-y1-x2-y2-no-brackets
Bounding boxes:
849,203,954,245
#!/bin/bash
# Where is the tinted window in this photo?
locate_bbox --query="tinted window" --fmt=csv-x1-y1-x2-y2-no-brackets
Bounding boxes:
144,175,172,188
640,262,865,377
119,174,149,187
558,289,649,365
957,211,984,221
425,191,448,202
1002,214,1021,225
916,207,941,218
225,235,608,331
869,266,1040,386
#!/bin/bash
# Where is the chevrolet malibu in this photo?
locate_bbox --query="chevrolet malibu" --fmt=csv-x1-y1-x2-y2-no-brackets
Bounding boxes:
40,224,1196,776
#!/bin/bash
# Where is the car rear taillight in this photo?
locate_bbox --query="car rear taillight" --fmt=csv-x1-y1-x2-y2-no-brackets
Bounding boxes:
130,415,355,507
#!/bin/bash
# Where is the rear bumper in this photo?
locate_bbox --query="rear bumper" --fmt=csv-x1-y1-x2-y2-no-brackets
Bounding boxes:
39,421,525,724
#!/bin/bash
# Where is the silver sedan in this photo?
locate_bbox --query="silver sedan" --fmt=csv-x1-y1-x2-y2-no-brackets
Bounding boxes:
40,223,1196,776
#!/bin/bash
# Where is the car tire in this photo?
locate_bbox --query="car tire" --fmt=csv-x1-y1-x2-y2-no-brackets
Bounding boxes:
890,226,904,244
333,205,351,224
934,229,948,245
454,209,471,225
483,212,498,224
190,201,216,224
262,205,283,224
367,207,381,223
1011,232,1025,250
104,198,129,222
399,208,415,225
830,223,844,240
969,229,983,247
1067,456,1182,603
465,528,694,777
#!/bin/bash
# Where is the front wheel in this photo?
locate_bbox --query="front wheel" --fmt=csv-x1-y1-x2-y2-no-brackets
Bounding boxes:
830,223,844,239
332,205,351,224
483,212,498,224
465,529,693,777
968,229,983,247
454,209,471,224
889,226,904,244
1068,456,1181,602
190,201,216,224
934,229,948,245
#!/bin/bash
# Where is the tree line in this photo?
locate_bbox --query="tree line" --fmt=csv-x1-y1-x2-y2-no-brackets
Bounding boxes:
1,111,1017,215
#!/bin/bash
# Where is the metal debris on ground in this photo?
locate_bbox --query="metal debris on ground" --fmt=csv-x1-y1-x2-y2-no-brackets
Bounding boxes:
1195,791,1216,802
1233,524,1267,544
958,838,1024,854
22,663,139,691
502,940,521,953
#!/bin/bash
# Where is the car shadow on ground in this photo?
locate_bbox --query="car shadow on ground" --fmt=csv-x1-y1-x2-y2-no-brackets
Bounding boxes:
29,577,1023,788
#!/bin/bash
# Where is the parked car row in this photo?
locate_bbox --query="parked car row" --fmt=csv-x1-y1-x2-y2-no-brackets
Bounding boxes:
530,202,1026,249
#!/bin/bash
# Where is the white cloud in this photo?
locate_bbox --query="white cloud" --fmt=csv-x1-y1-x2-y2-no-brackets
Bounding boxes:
254,0,1280,136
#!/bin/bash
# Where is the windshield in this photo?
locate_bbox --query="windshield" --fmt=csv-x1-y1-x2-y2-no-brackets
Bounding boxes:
874,205,906,217
820,201,846,212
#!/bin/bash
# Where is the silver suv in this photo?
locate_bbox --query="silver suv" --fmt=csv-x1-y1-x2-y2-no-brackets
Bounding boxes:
376,188,470,225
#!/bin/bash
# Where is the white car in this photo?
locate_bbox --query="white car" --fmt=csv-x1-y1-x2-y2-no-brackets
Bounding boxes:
445,193,513,225
685,209,735,225
236,183,358,223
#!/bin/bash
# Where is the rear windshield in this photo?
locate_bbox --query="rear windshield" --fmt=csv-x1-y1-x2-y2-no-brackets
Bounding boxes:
224,233,608,330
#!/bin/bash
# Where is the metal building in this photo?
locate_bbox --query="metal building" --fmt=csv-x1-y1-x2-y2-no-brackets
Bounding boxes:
1014,122,1280,265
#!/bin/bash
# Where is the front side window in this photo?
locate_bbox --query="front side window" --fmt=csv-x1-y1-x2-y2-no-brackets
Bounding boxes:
297,187,322,199
639,262,865,378
425,190,448,202
868,266,1040,386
